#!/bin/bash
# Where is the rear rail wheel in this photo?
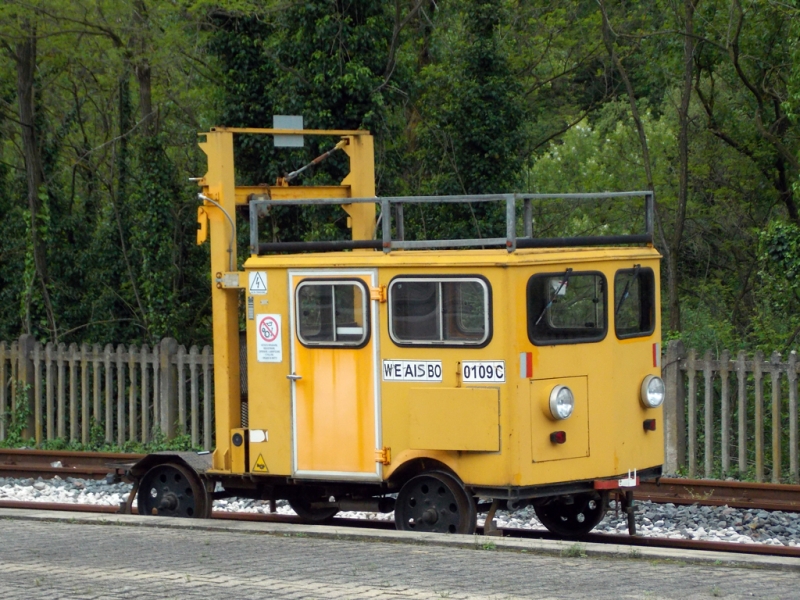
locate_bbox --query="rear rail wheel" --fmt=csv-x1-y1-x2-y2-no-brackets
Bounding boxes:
533,491,608,537
395,471,476,535
137,462,210,518
288,497,339,523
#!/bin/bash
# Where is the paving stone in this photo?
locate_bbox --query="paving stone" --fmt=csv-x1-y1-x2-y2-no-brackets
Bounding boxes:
0,519,797,599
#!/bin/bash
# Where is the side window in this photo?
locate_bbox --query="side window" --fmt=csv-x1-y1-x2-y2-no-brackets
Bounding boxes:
614,267,655,338
296,281,368,347
527,271,607,345
389,278,490,346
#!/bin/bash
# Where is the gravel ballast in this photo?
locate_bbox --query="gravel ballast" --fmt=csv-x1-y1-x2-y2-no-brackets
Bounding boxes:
1,475,798,547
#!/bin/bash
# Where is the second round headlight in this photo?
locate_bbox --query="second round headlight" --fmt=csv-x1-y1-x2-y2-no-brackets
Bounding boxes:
641,375,665,408
549,385,575,420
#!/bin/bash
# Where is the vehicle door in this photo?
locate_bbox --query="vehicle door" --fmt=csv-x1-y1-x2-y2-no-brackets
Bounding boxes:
289,270,380,480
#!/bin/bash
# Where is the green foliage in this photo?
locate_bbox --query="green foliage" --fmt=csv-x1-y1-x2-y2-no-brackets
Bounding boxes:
753,222,800,351
561,543,587,558
9,436,199,453
416,1,526,197
0,416,200,453
0,0,798,356
0,381,34,448
209,1,402,244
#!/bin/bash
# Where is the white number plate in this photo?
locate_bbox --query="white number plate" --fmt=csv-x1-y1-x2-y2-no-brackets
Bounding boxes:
461,361,505,383
382,360,442,382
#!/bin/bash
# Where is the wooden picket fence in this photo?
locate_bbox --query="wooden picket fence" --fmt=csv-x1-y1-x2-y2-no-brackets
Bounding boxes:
0,336,213,450
662,340,799,483
2,334,799,483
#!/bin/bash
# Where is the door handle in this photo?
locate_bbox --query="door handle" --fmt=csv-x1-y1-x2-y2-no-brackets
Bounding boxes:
286,373,302,381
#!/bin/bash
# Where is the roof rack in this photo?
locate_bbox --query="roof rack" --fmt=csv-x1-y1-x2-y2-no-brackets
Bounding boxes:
248,191,654,255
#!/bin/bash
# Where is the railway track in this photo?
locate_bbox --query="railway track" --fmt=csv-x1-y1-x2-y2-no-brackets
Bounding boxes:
2,449,800,559
1,498,798,560
3,449,799,513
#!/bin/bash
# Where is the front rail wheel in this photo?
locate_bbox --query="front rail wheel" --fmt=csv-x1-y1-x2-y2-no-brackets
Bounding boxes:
137,462,210,518
395,471,476,535
533,491,608,537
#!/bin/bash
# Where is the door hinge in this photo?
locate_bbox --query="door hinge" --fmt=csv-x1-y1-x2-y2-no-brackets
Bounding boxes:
375,447,391,465
370,286,387,303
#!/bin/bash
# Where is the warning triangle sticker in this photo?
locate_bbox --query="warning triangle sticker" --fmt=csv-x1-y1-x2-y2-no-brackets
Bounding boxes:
253,454,269,472
249,272,267,295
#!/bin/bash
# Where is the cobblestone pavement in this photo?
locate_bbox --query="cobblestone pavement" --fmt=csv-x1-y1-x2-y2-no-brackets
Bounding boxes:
0,519,798,599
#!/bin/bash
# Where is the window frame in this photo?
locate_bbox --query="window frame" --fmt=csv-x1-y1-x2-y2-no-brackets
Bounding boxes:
526,270,608,346
295,278,371,349
613,267,656,340
388,275,493,348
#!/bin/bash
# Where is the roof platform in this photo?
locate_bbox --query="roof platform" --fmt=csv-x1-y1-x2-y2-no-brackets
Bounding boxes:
247,191,655,255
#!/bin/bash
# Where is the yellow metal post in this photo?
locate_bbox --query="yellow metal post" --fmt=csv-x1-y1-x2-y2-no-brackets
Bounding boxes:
198,131,241,471
341,135,376,241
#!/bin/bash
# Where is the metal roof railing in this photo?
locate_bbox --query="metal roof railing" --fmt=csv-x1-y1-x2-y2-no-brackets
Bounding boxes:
248,191,654,255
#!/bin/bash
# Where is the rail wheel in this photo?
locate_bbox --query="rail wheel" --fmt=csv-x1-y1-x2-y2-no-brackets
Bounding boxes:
533,491,608,537
137,462,210,518
395,471,476,534
288,497,339,523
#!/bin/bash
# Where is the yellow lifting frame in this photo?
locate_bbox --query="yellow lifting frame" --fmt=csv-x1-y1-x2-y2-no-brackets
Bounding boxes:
196,127,376,471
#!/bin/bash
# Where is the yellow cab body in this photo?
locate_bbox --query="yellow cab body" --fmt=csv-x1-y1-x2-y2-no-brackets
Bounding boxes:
239,247,663,489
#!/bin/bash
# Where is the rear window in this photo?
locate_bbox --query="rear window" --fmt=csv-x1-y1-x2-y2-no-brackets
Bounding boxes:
527,271,607,345
614,267,655,338
389,277,490,346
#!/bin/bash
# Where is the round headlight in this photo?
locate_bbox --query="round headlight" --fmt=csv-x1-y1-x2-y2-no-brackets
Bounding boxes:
549,385,575,420
641,375,665,408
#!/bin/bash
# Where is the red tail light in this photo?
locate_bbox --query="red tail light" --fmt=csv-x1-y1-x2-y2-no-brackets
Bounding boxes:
643,419,656,431
550,431,567,444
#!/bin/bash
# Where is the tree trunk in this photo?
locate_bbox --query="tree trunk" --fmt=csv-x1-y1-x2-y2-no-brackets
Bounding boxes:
133,0,154,136
15,22,57,339
670,0,698,332
776,155,799,224
135,60,153,135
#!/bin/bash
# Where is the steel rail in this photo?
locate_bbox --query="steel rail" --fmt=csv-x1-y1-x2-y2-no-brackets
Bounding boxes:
638,478,800,513
0,449,143,480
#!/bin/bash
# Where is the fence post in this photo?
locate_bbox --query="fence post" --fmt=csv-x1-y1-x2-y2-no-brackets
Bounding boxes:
789,351,798,483
45,343,54,441
703,350,714,478
720,350,731,476
736,351,747,475
16,334,36,441
141,344,150,444
754,350,765,482
57,343,66,439
116,344,125,446
33,342,42,445
771,351,782,483
663,340,685,474
69,342,78,443
159,338,179,439
687,348,698,477
0,341,6,441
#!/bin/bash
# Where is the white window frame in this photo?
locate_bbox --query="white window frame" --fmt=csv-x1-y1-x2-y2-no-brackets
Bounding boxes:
296,280,369,347
388,277,490,346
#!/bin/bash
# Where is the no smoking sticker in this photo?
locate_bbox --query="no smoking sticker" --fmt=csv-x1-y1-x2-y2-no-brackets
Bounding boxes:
256,314,282,363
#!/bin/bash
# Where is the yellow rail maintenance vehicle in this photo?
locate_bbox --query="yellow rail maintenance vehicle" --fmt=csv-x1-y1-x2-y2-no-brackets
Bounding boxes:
126,126,664,537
